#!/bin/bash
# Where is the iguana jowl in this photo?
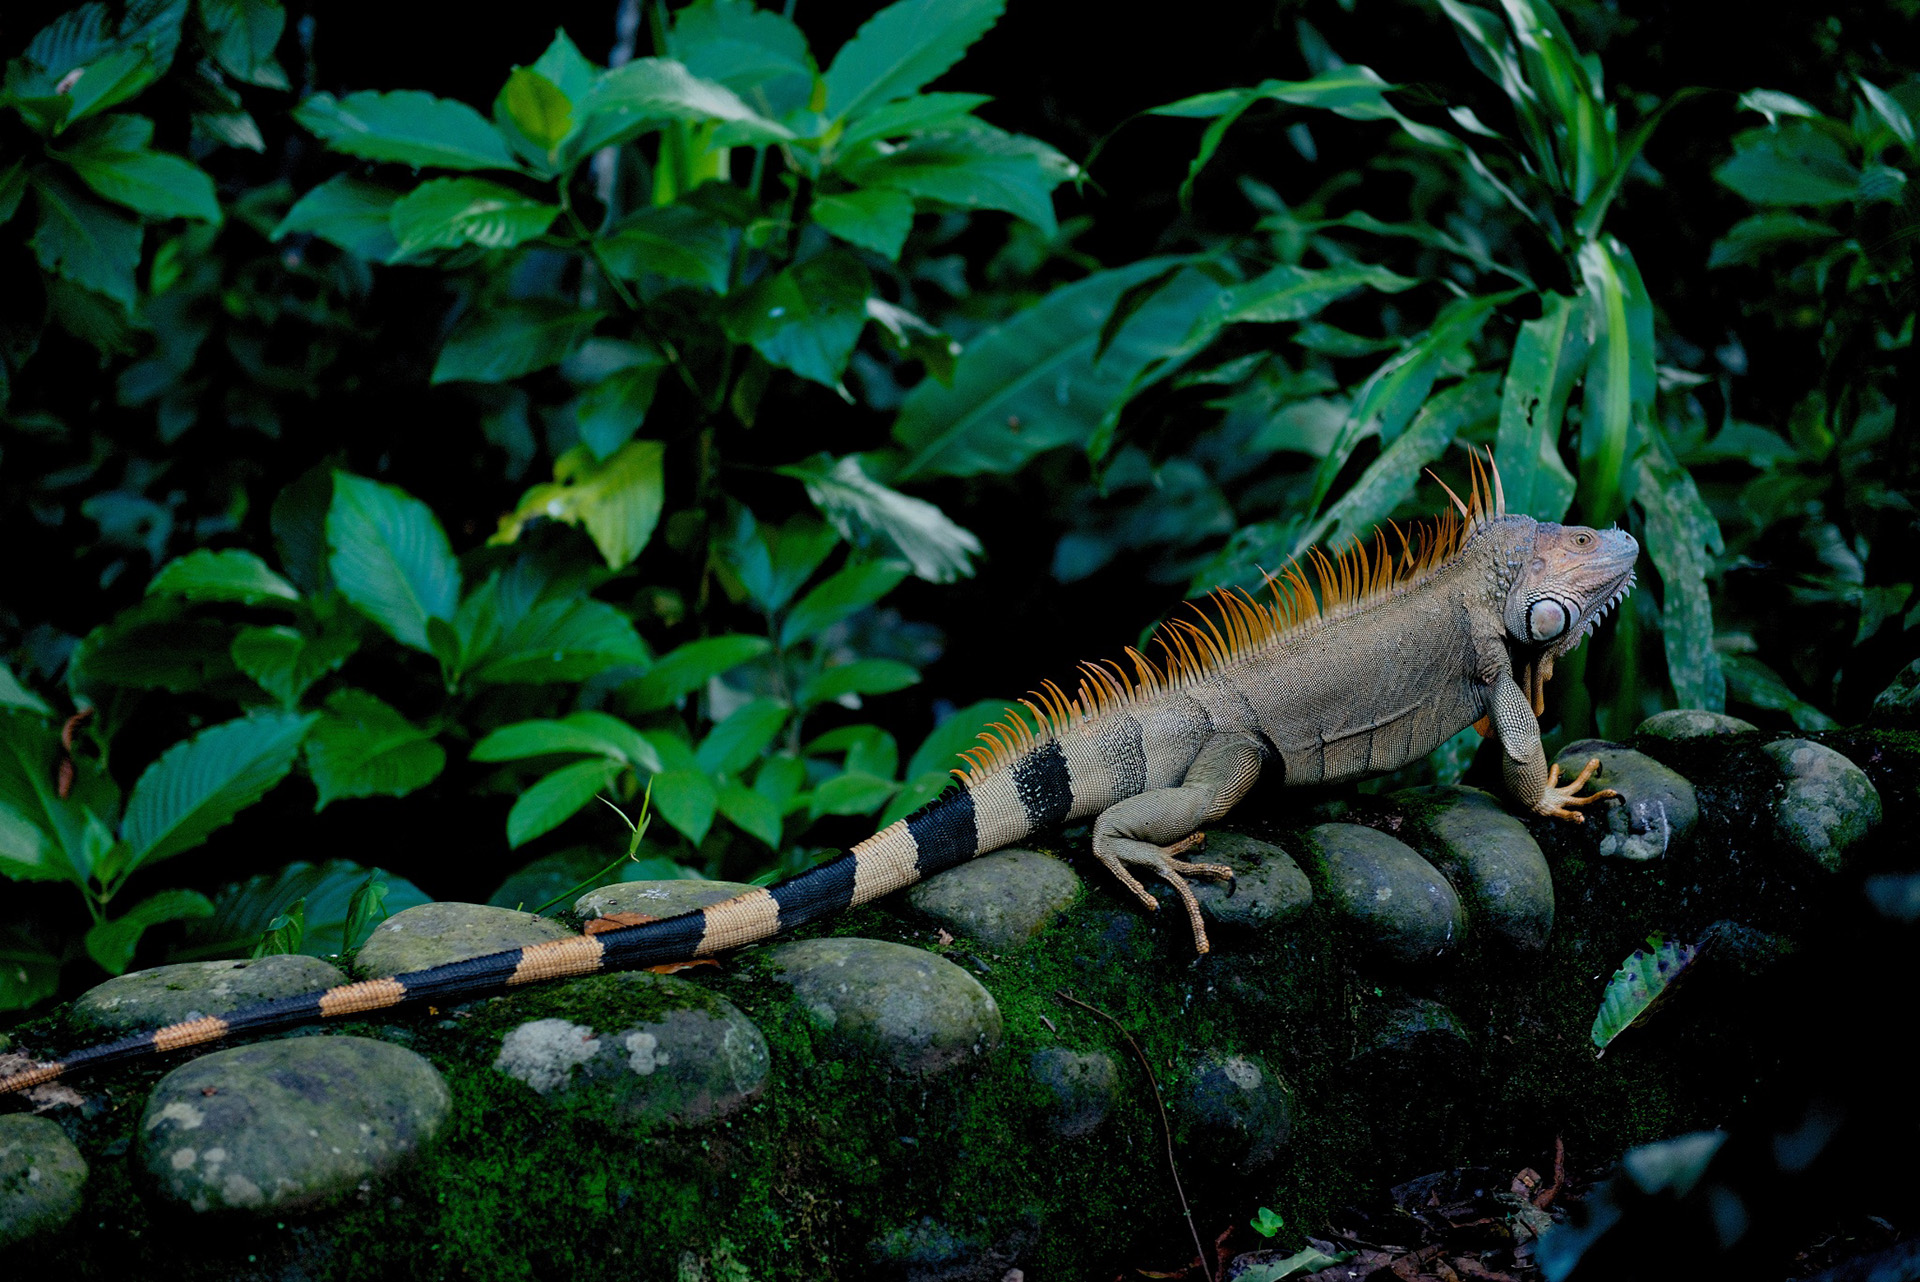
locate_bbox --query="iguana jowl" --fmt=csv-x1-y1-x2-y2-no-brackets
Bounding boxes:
0,457,1637,1098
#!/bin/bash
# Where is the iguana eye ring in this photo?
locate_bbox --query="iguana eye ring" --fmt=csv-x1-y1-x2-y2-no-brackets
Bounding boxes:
1528,598,1569,641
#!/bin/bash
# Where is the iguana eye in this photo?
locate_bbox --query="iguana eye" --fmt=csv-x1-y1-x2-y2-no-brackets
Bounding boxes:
1573,532,1593,548
1528,598,1569,641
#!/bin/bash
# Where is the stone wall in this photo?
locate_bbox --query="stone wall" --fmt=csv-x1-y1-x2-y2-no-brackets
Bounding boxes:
0,718,1907,1281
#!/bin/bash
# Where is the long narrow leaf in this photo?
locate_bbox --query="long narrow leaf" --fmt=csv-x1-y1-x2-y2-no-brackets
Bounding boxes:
1493,291,1587,521
1576,237,1654,522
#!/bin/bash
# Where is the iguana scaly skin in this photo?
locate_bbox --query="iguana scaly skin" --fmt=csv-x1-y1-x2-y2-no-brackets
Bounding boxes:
0,457,1637,1098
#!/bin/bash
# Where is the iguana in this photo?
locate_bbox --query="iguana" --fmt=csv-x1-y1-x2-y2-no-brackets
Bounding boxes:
0,456,1636,1098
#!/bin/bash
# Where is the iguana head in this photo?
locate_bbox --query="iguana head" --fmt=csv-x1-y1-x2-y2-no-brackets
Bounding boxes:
1502,522,1639,661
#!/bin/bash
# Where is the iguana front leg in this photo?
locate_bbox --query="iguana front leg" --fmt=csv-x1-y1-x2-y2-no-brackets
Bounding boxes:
1091,732,1261,954
1487,669,1618,822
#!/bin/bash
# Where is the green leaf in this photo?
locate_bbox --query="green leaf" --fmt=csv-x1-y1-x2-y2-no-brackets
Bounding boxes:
650,768,719,845
389,176,558,254
56,113,220,221
572,363,663,460
723,512,840,614
293,90,519,171
1715,123,1863,206
342,871,390,951
822,0,1004,122
432,299,605,385
893,259,1220,479
1572,88,1706,242
905,698,1018,779
148,548,299,604
876,769,948,826
716,782,782,848
532,30,597,102
672,0,811,95
1707,212,1837,269
230,622,359,706
487,846,618,911
84,888,215,975
1721,655,1837,730
199,0,288,88
473,712,661,772
29,169,142,307
812,187,915,259
696,700,789,775
1636,440,1725,712
781,560,911,646
271,174,401,260
0,664,53,717
1576,237,1654,522
1229,1245,1352,1282
304,688,446,810
864,297,960,383
597,203,732,291
836,92,992,152
578,57,793,147
839,128,1067,235
1856,77,1915,149
173,859,429,960
779,454,979,582
1736,88,1822,125
252,898,304,956
810,770,897,818
490,440,664,569
0,922,62,1011
799,659,921,709
326,473,460,653
726,251,872,389
502,67,573,151
67,598,237,696
1190,261,1419,337
0,162,27,227
1250,1207,1285,1239
624,635,772,712
508,758,620,848
464,596,649,686
1493,291,1588,522
58,47,161,130
122,710,316,870
1592,935,1699,1055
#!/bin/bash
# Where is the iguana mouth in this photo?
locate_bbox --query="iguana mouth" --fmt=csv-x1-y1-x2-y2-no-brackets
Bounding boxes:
1573,569,1638,646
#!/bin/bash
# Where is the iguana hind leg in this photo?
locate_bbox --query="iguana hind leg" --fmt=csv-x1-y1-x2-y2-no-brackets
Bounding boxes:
1091,733,1262,955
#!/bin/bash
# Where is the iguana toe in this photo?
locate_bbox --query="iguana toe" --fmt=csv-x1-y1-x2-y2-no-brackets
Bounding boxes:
1535,757,1620,823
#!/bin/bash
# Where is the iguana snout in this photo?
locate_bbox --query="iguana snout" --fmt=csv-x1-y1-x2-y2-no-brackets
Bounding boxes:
1503,523,1638,662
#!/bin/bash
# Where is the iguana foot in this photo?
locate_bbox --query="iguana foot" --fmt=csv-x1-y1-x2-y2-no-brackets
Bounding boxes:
1534,757,1619,823
1096,834,1235,955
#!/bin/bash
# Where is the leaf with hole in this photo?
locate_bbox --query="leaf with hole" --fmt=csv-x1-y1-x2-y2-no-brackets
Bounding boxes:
1592,934,1699,1055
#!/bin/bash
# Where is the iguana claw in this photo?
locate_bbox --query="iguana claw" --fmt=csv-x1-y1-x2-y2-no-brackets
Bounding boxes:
1103,832,1235,955
1535,757,1619,823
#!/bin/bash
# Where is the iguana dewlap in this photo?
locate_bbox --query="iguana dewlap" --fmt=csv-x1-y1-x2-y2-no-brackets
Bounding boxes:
0,458,1637,1098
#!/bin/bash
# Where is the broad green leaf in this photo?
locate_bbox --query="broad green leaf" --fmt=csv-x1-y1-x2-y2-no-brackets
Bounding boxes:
56,113,220,221
836,92,991,153
724,512,841,614
0,664,52,716
1856,77,1915,149
779,453,978,582
865,297,960,383
1707,212,1837,269
491,440,664,569
597,203,732,291
432,299,605,385
650,768,719,845
342,871,390,951
502,67,573,152
473,712,661,772
1736,89,1822,125
672,0,811,95
1494,291,1588,522
876,769,949,826
84,888,215,975
57,46,160,130
148,548,299,604
1228,1245,1352,1282
1576,238,1653,522
809,770,897,818
578,57,793,146
172,859,430,960
823,0,1004,122
572,363,663,460
716,782,782,847
623,635,772,712
799,659,921,708
1571,88,1706,242
389,176,558,253
1636,443,1725,711
905,698,1019,779
1721,655,1837,730
508,758,619,848
272,174,401,260
807,724,900,779
464,596,649,686
326,473,460,652
231,623,359,706
1715,124,1863,206
1592,935,1699,1055
487,846,621,911
0,922,62,1011
304,688,445,810
252,898,304,956
893,259,1219,479
199,0,287,88
29,169,141,306
122,710,316,869
696,700,789,775
532,30,597,103
67,598,237,695
1189,261,1418,339
725,251,872,388
0,163,26,227
0,702,109,886
0,800,63,884
781,560,911,646
838,127,1067,235
293,90,519,171
812,187,915,259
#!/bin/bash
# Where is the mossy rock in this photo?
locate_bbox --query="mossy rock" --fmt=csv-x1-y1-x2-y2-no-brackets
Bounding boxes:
352,902,572,978
765,937,1002,1075
575,879,758,921
1189,832,1313,938
1396,785,1554,952
0,1115,86,1248
1555,739,1699,862
1636,709,1757,740
908,848,1082,950
1302,823,1464,966
1763,739,1882,872
67,954,345,1035
1028,1048,1121,1138
1172,1052,1292,1174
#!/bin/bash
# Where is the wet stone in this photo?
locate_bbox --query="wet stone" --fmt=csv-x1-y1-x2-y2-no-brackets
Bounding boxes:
1396,786,1554,951
867,1214,1038,1282
1637,708,1758,740
1304,824,1464,966
138,1035,450,1215
492,973,769,1127
1763,739,1882,872
68,954,346,1036
1172,1053,1292,1173
352,901,572,978
767,937,1002,1075
1555,740,1699,862
1870,658,1920,726
575,878,758,922
1028,1048,1120,1138
0,1115,87,1248
908,848,1082,950
1355,997,1471,1066
1188,833,1313,937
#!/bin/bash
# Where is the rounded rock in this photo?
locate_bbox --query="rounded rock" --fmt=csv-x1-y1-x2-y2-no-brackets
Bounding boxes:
1188,833,1312,937
1763,739,1882,872
0,1115,87,1248
138,1035,450,1215
1870,658,1920,726
575,879,758,922
1396,786,1554,951
766,937,1001,1075
1637,709,1758,740
1555,740,1699,862
68,954,346,1036
352,901,572,978
908,849,1081,950
1029,1048,1120,1138
1172,1053,1292,1173
1304,824,1464,966
491,973,769,1127
1355,997,1471,1066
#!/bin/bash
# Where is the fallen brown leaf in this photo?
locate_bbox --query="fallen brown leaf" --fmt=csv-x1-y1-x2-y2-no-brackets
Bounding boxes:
585,912,658,935
646,959,719,975
936,928,954,945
